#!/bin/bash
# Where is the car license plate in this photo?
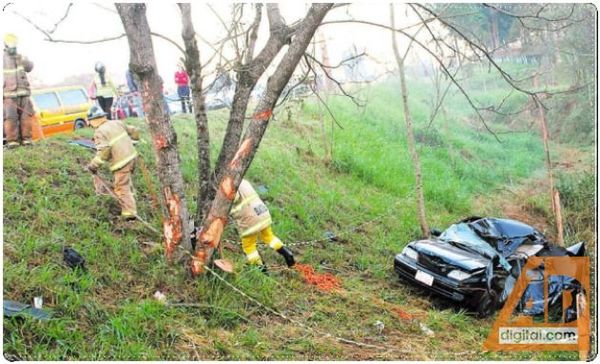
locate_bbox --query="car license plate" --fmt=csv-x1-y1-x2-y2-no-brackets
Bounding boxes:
415,270,434,286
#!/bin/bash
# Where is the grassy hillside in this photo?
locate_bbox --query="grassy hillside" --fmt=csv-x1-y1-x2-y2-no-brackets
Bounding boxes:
3,78,589,360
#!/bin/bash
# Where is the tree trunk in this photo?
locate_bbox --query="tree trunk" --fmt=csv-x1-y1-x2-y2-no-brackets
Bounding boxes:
534,75,564,246
191,4,333,274
390,4,429,238
317,30,333,91
117,3,192,258
178,4,211,225
209,5,290,203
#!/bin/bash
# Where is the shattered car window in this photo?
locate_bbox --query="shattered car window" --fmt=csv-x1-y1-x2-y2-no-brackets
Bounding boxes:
439,223,512,271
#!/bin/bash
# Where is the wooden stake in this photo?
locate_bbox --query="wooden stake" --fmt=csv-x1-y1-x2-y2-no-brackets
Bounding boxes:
534,75,563,245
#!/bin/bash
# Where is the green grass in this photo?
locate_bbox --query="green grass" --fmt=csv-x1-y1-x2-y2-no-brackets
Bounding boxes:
3,76,592,360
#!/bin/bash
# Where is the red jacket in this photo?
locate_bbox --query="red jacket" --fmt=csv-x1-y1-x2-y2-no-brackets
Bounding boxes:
174,70,189,86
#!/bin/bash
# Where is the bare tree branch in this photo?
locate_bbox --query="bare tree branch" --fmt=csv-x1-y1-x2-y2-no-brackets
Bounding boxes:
483,3,585,32
47,3,73,34
319,15,502,141
413,5,543,102
304,52,363,107
244,4,262,66
13,9,186,54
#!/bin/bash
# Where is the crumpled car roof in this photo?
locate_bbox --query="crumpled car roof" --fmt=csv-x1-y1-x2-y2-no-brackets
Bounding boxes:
439,222,512,271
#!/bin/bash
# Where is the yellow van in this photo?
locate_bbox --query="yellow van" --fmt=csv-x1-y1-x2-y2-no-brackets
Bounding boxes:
30,86,92,140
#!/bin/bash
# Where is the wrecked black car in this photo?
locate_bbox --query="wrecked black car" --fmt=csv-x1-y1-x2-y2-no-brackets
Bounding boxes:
394,217,585,318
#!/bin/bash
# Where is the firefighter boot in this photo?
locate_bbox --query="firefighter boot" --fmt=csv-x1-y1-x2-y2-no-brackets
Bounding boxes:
276,246,295,267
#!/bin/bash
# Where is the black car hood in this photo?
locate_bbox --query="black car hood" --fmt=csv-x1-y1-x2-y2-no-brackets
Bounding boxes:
410,239,489,272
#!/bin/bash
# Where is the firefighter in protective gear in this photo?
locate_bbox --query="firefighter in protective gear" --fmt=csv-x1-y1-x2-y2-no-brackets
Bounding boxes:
89,62,117,119
3,33,34,148
86,106,140,219
231,179,295,269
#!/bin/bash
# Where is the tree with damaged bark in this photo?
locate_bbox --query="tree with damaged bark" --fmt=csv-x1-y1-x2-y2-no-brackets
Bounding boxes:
191,4,334,274
114,3,333,271
178,3,211,225
116,3,193,256
389,4,429,238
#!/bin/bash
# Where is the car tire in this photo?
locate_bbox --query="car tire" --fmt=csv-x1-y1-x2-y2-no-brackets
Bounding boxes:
476,290,499,318
74,119,87,130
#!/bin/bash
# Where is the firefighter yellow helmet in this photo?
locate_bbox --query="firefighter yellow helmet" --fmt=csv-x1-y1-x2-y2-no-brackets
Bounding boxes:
4,33,17,48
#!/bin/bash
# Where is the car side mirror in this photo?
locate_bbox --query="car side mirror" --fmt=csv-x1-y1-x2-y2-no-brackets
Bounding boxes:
430,228,442,237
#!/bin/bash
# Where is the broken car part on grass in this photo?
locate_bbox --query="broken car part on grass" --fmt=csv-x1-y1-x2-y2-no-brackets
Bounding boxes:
394,217,585,318
3,300,52,321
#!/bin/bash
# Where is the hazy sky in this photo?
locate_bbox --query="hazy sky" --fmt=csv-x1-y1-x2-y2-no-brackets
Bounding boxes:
2,2,426,92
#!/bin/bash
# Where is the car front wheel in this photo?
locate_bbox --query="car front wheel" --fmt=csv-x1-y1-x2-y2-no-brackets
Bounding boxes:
476,289,499,318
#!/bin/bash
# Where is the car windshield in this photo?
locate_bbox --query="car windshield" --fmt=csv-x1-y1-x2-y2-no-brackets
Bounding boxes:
439,223,511,271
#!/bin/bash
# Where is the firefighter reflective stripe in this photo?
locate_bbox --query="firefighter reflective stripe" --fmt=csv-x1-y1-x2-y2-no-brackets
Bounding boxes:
4,90,30,97
3,66,24,74
109,151,138,171
241,217,272,237
268,237,283,250
245,250,262,264
109,132,127,146
95,74,115,97
92,156,106,165
231,193,259,214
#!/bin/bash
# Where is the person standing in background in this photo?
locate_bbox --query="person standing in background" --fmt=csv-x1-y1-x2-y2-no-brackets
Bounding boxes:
89,62,117,119
174,64,191,114
3,33,34,148
125,68,144,118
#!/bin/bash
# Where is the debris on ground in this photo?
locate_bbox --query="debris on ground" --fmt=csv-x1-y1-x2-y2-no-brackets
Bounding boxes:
256,184,268,194
3,300,52,321
419,322,435,337
373,320,385,335
324,231,337,241
214,259,234,273
33,296,43,309
391,308,414,321
153,291,167,303
294,263,342,292
63,247,86,271
323,231,349,243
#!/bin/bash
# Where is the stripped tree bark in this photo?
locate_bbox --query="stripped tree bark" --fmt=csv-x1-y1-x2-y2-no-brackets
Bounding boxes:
117,3,192,257
191,3,334,274
390,4,430,238
178,4,211,224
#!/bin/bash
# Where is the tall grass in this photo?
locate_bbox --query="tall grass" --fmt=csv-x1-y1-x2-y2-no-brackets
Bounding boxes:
3,69,583,360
